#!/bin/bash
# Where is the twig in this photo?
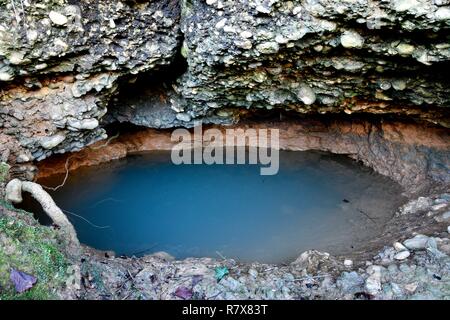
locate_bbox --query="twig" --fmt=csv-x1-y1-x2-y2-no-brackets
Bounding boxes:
206,291,223,300
89,132,120,150
358,208,377,224
42,155,77,191
130,243,159,256
19,0,26,28
215,250,227,260
62,209,110,229
121,292,131,300
10,0,20,25
89,197,124,208
115,268,137,294
292,274,331,282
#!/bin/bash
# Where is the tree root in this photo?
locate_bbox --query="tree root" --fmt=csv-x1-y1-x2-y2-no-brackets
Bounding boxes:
42,132,120,191
5,178,80,252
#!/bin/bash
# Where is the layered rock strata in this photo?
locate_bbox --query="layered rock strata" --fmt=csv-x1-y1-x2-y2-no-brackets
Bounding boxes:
0,0,449,170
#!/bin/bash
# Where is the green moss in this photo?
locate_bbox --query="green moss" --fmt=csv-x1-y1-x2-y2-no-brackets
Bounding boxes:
0,162,9,183
181,41,189,59
0,206,69,300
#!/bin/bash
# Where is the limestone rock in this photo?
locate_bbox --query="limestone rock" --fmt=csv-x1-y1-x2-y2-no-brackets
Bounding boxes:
394,251,411,261
40,133,66,150
49,11,69,26
403,235,430,250
340,31,364,49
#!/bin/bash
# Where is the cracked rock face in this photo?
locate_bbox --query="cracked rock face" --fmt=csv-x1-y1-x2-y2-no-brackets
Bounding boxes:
0,0,449,169
0,0,181,164
175,0,450,125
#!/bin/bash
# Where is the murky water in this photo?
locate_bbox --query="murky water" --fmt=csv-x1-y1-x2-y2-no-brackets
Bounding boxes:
33,150,405,263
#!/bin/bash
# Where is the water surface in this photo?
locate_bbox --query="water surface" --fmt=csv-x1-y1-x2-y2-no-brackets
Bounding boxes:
34,150,405,263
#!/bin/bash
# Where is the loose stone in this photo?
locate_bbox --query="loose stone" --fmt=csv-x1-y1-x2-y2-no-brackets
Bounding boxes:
394,242,408,252
403,235,430,250
394,251,411,260
49,11,69,26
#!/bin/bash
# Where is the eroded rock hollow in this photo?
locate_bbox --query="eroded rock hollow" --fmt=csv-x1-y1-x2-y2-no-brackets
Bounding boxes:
0,0,449,301
0,0,449,173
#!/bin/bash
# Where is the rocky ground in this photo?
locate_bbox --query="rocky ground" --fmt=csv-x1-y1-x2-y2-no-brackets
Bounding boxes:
3,192,445,300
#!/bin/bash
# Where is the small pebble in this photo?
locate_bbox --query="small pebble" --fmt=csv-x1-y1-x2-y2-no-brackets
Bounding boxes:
344,259,353,267
393,242,407,252
394,251,410,261
49,11,68,26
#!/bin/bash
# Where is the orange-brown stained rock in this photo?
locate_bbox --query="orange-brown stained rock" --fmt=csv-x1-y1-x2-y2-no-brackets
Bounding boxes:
36,118,450,196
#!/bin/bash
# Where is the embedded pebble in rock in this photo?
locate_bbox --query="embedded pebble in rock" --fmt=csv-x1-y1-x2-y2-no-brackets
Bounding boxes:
49,11,69,26
392,0,420,12
215,18,227,29
15,154,30,163
392,79,407,91
379,81,392,91
240,31,253,39
248,269,258,278
175,113,192,122
67,119,99,131
435,7,450,20
26,30,39,42
235,40,253,50
256,42,280,54
396,43,415,56
340,31,364,49
0,72,13,81
403,235,430,250
8,52,26,65
296,83,316,105
40,134,66,150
